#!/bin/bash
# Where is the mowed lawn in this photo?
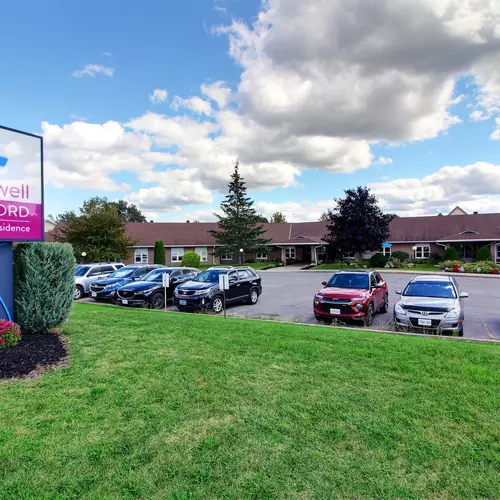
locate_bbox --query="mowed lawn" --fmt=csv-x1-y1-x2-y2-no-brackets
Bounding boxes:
1,305,499,498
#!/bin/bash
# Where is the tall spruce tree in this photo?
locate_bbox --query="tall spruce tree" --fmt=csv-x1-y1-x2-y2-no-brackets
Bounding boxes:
209,163,270,264
154,240,166,265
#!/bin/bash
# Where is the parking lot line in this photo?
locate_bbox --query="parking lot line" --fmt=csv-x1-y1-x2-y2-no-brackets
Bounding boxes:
480,316,496,340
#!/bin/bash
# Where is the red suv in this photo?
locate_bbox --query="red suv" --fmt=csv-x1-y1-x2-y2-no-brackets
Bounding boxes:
313,271,389,326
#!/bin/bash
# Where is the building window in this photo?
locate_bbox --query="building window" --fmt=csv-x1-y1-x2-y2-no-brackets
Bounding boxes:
381,246,392,257
134,248,148,264
415,245,430,259
286,247,296,259
221,254,233,261
195,247,208,262
343,252,355,259
171,248,185,263
256,253,268,260
496,246,500,263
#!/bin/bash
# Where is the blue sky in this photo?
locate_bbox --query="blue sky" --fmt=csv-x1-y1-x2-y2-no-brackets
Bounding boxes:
1,0,499,221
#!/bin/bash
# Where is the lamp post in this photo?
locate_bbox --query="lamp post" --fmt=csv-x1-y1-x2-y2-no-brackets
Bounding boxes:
239,248,244,265
81,251,87,264
412,245,417,263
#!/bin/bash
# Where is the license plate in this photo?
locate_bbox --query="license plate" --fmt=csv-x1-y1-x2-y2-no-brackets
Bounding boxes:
179,299,187,306
122,299,129,305
418,318,432,327
91,292,97,297
330,308,341,315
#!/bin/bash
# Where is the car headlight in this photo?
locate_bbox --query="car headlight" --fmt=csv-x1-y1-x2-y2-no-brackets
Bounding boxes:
353,302,365,311
446,307,460,319
395,303,406,315
193,289,210,296
141,287,157,296
104,283,120,291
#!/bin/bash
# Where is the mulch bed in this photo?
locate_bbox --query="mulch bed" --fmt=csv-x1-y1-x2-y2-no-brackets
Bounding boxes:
0,333,68,379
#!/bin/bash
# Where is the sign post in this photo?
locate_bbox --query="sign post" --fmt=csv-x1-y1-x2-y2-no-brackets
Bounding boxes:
162,272,169,313
0,126,44,321
219,274,229,318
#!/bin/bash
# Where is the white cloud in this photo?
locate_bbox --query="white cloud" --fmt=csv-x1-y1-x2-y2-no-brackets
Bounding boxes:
171,95,212,115
369,162,500,216
256,200,335,222
149,89,168,104
219,0,500,142
201,81,231,109
449,94,465,106
102,52,113,57
374,156,393,165
72,64,114,78
175,208,221,222
70,115,88,122
214,5,227,15
490,118,500,140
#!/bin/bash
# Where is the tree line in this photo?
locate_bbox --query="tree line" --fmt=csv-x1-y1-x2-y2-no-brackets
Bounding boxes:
51,164,394,263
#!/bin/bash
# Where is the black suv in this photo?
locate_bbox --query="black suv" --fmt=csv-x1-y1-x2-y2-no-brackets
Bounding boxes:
116,267,199,309
174,266,262,314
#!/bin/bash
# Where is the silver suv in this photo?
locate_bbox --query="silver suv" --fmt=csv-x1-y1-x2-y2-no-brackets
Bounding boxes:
394,275,468,336
74,263,124,300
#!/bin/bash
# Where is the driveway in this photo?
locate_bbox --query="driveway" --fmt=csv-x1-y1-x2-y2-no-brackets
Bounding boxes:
223,271,500,340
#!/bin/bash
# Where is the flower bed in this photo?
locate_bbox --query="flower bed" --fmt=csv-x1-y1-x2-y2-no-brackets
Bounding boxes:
440,260,500,274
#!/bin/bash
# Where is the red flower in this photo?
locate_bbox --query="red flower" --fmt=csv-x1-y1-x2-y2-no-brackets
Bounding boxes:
453,264,460,272
0,338,4,345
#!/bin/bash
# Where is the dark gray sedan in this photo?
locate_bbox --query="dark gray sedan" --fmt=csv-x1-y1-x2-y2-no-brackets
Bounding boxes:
393,275,468,336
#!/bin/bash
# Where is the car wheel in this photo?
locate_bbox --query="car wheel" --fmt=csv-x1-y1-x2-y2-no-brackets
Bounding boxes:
365,304,374,327
150,292,165,310
74,285,84,301
211,296,224,314
379,294,389,313
248,288,259,305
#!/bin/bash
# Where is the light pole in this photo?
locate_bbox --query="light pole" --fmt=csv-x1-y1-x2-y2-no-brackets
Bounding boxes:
239,248,244,265
81,251,87,264
412,245,417,263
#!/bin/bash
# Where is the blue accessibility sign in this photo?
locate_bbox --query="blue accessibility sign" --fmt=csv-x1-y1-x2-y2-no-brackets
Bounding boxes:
0,156,7,167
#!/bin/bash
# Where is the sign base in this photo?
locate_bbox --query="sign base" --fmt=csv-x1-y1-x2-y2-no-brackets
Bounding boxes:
0,243,14,321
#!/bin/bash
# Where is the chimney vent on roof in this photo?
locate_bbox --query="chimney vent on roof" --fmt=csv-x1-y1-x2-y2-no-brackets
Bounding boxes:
473,211,478,215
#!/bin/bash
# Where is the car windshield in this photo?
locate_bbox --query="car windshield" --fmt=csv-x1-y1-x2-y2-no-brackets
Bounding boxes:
327,273,369,290
193,269,227,283
109,267,137,279
404,281,456,299
143,269,172,282
75,266,90,277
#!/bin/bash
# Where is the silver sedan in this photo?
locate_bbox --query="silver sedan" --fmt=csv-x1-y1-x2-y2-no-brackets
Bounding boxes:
393,275,468,336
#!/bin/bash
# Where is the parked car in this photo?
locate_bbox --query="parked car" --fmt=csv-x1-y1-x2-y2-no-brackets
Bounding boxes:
174,266,262,313
116,267,199,309
89,265,162,302
313,271,388,325
393,275,468,335
74,262,124,300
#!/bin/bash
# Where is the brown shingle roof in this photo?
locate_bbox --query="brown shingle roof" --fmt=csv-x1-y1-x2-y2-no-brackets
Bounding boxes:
388,213,500,242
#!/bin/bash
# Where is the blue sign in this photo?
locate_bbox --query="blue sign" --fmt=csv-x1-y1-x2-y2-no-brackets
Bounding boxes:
0,156,7,167
382,242,392,247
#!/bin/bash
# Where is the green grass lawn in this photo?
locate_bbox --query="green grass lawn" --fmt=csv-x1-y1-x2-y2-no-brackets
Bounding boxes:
315,263,439,272
199,262,278,271
1,305,499,498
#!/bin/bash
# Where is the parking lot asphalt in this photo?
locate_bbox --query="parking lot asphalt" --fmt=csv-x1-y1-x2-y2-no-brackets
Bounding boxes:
83,271,500,340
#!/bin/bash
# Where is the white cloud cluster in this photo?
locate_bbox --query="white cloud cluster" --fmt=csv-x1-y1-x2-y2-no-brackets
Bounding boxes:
256,200,335,222
149,89,168,104
47,0,500,217
491,118,500,140
221,0,499,142
369,162,500,216
72,64,114,78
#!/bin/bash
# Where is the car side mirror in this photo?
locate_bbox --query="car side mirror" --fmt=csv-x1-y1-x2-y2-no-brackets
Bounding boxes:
460,292,469,298
321,281,327,286
395,289,402,295
170,278,177,284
